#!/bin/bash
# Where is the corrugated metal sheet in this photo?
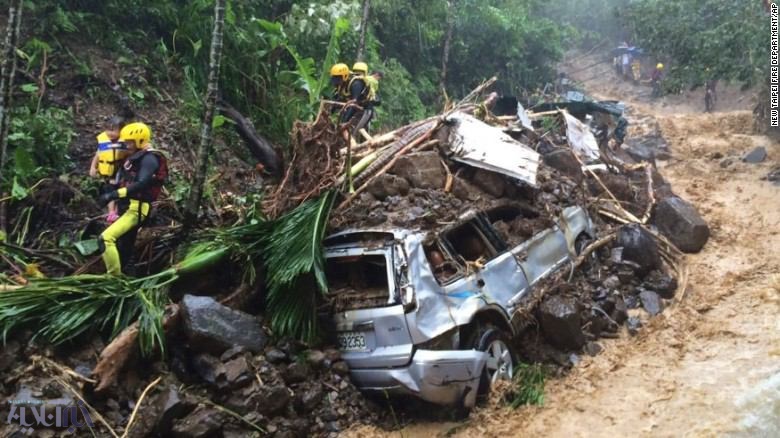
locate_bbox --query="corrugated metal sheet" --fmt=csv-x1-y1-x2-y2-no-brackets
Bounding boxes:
446,112,539,186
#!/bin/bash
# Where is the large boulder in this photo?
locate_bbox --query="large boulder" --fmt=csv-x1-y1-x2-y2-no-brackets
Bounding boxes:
543,149,583,183
366,174,410,200
471,168,506,198
538,295,586,350
652,196,710,253
616,224,661,276
180,295,267,355
390,151,446,189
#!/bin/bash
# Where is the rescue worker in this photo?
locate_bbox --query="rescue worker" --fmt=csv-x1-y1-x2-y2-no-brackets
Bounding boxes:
651,63,664,98
341,61,377,132
89,116,127,223
97,122,168,275
329,63,351,102
704,68,717,113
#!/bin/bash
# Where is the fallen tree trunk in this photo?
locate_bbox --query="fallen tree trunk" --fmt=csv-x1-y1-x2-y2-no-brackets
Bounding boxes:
219,100,282,176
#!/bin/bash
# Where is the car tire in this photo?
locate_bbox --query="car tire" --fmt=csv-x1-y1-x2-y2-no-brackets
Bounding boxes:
474,327,516,397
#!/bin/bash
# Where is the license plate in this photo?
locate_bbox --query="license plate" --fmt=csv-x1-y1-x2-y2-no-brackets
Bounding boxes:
337,331,367,352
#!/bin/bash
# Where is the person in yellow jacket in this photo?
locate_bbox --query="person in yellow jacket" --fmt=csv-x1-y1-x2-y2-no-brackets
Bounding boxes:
89,116,127,223
329,63,351,102
342,62,380,132
97,122,168,275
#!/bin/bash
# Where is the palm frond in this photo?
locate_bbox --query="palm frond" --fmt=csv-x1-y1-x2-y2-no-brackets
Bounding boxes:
263,191,336,341
0,247,230,354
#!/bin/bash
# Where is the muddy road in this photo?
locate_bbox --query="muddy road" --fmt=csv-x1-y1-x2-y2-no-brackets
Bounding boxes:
348,55,780,437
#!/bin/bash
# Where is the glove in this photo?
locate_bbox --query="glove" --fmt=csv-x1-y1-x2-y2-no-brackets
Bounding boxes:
98,191,119,207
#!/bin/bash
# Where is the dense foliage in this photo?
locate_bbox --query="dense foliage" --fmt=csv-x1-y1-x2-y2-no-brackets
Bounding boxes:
16,0,567,143
621,0,767,91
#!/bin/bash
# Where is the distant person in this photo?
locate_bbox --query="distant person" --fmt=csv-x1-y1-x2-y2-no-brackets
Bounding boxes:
704,68,717,112
621,42,632,79
555,72,571,95
651,63,664,98
89,116,127,223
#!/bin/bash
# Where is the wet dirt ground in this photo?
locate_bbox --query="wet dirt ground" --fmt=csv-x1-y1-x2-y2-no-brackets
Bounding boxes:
346,54,780,437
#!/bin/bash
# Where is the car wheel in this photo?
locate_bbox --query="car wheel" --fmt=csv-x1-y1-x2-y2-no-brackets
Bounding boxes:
475,327,516,396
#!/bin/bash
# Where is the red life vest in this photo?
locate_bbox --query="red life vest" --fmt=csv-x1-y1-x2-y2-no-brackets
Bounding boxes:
120,149,168,202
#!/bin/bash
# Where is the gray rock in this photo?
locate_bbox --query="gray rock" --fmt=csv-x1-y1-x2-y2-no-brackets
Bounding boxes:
627,316,642,336
610,296,628,325
171,406,224,438
219,346,247,362
471,169,506,197
218,356,252,390
265,348,288,364
180,294,267,354
642,270,678,299
617,224,661,276
255,384,291,416
652,196,710,253
192,354,221,385
331,361,350,376
603,275,621,290
543,149,583,183
742,146,767,163
451,177,485,201
538,295,586,350
584,341,603,356
298,384,324,412
284,362,310,384
125,386,197,437
639,289,664,316
306,350,326,369
391,151,446,189
366,174,410,200
623,141,656,165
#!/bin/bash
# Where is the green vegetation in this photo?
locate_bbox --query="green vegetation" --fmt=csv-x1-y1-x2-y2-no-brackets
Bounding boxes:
622,0,767,91
508,362,546,407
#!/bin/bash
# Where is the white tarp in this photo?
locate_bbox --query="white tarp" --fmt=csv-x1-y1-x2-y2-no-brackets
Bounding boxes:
516,102,534,131
561,110,601,162
447,112,539,186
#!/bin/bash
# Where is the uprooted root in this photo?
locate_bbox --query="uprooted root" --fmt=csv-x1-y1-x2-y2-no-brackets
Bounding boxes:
263,107,344,219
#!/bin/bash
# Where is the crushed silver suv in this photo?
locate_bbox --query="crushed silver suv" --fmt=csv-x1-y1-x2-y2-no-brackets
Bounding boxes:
324,203,593,407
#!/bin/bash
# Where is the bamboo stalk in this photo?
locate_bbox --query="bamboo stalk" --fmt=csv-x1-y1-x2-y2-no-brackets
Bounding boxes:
359,128,373,141
338,127,436,210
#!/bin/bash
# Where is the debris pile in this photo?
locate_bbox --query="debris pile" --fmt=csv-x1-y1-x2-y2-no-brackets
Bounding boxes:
0,79,714,436
0,295,379,437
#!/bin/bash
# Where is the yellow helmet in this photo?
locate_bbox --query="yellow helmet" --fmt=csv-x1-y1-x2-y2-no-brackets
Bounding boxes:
119,122,152,149
330,63,350,80
352,62,368,74
657,63,664,70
